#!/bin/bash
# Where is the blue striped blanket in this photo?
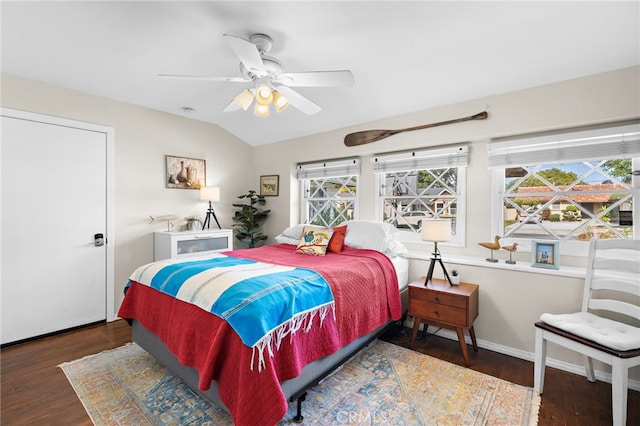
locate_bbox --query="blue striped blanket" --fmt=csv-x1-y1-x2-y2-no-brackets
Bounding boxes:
127,253,335,370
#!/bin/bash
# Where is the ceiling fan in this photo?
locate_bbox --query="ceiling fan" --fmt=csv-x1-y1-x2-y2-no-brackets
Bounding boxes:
159,33,355,117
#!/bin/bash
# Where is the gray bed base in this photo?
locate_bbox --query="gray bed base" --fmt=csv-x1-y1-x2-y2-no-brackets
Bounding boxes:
131,286,408,422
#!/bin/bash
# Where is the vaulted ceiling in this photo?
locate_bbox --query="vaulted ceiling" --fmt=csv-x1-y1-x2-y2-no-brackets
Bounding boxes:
2,1,638,146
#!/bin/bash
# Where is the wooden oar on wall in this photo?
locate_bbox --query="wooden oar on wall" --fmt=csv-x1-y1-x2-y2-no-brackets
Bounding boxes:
344,111,488,147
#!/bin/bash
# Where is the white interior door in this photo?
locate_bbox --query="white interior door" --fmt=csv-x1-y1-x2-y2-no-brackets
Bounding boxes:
1,110,111,344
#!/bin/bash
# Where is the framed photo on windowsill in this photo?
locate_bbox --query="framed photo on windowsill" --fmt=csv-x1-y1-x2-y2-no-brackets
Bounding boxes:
260,175,279,196
531,239,559,269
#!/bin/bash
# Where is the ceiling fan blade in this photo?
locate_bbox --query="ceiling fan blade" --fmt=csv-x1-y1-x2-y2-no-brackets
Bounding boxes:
276,70,354,87
223,34,266,75
223,100,241,112
158,74,251,83
276,86,321,115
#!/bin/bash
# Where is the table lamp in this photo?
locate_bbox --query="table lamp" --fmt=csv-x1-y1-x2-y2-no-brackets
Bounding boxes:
200,186,221,229
421,218,452,286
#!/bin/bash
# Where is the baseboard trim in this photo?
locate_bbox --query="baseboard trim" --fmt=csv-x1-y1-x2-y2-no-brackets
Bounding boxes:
408,322,640,392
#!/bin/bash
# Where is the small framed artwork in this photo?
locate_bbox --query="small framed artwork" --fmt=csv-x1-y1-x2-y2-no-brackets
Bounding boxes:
531,239,560,269
260,175,279,196
166,155,206,190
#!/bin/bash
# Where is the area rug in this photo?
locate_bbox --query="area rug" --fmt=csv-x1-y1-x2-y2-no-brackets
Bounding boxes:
59,340,540,425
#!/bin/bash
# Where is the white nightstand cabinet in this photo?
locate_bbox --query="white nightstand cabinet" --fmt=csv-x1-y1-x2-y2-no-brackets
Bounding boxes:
154,229,233,261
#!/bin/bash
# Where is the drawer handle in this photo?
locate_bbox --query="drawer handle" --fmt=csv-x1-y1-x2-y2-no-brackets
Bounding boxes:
434,297,440,303
434,311,440,318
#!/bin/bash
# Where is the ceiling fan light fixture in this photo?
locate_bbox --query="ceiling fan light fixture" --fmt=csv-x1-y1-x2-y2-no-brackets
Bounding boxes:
272,90,289,112
234,88,254,111
254,102,270,117
255,82,273,105
161,33,354,117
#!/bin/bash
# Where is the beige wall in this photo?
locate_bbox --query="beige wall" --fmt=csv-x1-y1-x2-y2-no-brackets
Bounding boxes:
2,67,639,384
252,66,640,382
255,66,640,249
1,73,254,313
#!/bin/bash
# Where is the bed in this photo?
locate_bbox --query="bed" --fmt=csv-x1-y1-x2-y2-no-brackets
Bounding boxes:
118,221,409,425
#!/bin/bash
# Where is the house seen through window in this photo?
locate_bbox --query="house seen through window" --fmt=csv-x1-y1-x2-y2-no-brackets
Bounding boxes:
374,145,468,244
502,161,634,241
379,169,458,233
490,123,639,253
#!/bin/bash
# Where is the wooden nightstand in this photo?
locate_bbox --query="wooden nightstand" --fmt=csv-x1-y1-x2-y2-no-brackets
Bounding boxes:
408,278,479,366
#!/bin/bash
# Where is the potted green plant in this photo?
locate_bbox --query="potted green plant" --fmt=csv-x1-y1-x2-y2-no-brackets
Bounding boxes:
450,269,461,285
184,216,202,231
232,190,271,248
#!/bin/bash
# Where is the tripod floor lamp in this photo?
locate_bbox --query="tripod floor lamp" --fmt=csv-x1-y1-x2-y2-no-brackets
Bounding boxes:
421,218,452,286
200,186,221,229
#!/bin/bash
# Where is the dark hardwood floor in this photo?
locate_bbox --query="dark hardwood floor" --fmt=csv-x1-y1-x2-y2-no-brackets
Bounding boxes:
1,320,131,425
1,320,638,425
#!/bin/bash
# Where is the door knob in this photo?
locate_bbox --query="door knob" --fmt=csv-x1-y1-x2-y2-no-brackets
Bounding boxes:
94,233,104,247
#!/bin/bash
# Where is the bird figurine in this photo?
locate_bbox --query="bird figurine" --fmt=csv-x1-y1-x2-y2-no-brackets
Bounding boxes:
501,242,519,264
479,236,501,263
304,230,315,243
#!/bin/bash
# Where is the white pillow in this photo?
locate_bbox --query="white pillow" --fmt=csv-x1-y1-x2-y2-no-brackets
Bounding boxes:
280,224,307,240
276,224,314,245
274,234,301,245
386,238,409,258
342,220,395,254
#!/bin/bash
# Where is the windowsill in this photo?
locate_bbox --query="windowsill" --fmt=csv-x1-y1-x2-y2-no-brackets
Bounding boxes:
406,250,586,279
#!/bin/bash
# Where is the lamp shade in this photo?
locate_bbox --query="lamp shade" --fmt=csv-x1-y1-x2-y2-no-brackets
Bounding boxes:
255,83,273,105
421,219,451,242
254,102,270,117
200,186,220,202
234,89,254,111
272,90,289,112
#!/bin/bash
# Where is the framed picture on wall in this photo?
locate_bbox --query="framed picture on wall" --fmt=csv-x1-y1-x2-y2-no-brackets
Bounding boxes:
531,239,559,269
166,155,206,190
260,175,279,196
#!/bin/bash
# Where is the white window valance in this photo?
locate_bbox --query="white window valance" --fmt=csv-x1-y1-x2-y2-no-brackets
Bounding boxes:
372,145,469,173
296,158,360,180
488,123,640,169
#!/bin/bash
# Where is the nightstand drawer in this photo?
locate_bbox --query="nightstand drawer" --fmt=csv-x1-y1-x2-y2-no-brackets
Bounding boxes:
409,300,467,326
408,278,479,366
409,288,467,309
154,229,233,260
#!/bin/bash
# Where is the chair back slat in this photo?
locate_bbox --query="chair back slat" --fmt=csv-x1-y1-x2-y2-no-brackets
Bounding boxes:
593,257,640,274
590,277,640,295
582,239,640,321
587,299,640,321
594,239,640,251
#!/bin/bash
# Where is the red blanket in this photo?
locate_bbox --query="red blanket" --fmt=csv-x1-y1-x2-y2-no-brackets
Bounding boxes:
118,244,401,426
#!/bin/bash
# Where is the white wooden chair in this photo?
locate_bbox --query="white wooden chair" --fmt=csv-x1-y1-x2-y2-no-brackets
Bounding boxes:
534,238,640,426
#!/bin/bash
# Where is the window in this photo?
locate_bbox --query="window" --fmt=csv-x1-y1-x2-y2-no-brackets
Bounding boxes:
373,145,468,244
297,158,360,227
489,122,639,254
